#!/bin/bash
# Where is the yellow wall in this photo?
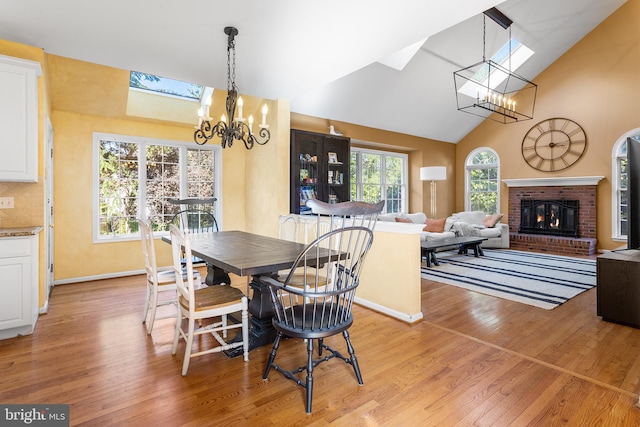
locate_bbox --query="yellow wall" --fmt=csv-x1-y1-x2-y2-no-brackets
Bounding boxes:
291,113,456,219
455,0,640,251
52,100,287,281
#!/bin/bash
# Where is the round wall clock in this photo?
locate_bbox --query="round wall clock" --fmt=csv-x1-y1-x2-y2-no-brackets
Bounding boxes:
521,118,587,172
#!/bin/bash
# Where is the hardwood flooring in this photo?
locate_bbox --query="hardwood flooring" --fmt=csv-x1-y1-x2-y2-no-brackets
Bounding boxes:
1,268,640,426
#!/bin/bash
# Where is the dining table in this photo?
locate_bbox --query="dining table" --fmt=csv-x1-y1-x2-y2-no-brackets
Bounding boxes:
163,230,308,356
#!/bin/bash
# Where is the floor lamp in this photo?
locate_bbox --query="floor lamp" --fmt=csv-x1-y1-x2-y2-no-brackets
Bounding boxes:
420,166,447,218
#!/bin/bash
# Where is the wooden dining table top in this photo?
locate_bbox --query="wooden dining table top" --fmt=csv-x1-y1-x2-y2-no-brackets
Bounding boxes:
163,230,308,277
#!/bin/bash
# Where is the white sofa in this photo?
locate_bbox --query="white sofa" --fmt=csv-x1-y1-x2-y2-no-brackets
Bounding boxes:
378,211,509,248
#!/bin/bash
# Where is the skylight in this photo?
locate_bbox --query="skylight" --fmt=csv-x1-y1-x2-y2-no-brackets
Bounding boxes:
477,38,533,83
129,71,204,101
457,38,534,98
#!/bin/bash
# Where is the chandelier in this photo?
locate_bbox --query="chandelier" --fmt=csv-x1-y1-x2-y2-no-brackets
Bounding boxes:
194,26,270,149
453,8,537,124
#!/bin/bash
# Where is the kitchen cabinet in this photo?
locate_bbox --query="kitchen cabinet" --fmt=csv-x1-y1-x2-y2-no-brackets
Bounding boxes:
0,233,39,339
0,54,42,182
290,129,350,214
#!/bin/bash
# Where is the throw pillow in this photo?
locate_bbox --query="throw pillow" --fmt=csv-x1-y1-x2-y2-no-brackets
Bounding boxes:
423,218,446,232
482,213,504,228
399,212,427,224
395,217,413,223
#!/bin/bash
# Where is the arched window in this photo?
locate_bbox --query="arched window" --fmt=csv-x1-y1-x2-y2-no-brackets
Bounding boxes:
612,129,640,241
465,148,500,214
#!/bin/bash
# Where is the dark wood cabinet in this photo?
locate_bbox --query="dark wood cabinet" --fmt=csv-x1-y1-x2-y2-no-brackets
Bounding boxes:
597,249,640,328
290,129,350,214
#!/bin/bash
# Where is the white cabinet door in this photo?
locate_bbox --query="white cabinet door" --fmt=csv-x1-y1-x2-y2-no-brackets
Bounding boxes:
0,256,31,330
0,235,38,339
0,54,42,182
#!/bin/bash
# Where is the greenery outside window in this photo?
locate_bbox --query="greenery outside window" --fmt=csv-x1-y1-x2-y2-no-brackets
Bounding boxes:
350,147,407,213
93,133,220,242
612,131,640,241
465,148,499,214
129,71,203,101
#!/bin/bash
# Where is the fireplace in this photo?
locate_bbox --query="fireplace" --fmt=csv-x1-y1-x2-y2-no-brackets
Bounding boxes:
519,200,579,237
503,176,603,256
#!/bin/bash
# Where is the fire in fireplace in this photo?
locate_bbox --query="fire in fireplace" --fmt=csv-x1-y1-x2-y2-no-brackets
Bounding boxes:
519,200,579,237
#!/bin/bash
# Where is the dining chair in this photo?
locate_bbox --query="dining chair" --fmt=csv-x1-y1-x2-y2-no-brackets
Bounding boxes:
261,199,384,413
169,197,231,285
278,214,301,242
169,224,249,375
138,219,201,335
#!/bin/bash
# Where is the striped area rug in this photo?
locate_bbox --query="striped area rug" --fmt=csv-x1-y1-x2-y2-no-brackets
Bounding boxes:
421,249,596,310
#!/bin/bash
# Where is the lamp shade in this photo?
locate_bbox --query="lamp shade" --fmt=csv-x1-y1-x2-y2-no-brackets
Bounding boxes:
420,166,447,181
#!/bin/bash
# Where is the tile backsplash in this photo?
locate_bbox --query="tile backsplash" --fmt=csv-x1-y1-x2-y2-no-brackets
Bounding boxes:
0,179,44,228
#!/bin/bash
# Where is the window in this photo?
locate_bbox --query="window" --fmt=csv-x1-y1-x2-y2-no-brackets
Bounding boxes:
93,133,220,242
612,130,640,240
465,148,500,214
350,147,407,213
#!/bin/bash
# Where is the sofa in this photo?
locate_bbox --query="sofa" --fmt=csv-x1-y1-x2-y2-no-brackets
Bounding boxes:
378,210,509,249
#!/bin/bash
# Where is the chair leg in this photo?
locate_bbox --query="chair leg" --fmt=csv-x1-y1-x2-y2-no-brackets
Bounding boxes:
171,311,182,355
263,332,282,379
146,288,159,334
241,298,249,362
318,338,324,356
142,284,151,324
181,317,196,376
222,314,228,339
343,330,363,385
305,338,314,414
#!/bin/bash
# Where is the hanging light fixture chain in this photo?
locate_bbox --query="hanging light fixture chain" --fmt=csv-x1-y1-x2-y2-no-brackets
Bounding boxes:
482,14,486,62
509,25,512,72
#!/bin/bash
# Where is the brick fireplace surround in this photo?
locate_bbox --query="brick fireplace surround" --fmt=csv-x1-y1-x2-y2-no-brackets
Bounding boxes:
503,176,603,256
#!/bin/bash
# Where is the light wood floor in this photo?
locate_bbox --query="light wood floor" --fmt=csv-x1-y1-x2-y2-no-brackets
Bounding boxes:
2,268,640,426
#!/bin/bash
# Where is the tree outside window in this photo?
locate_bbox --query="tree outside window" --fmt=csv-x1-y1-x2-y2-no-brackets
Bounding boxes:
466,149,499,214
350,147,407,213
95,133,218,241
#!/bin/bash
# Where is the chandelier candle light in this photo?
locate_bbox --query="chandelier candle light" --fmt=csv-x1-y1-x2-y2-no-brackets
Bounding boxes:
420,166,447,218
194,26,270,149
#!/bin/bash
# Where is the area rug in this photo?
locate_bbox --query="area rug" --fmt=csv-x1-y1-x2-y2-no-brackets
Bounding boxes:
420,249,596,310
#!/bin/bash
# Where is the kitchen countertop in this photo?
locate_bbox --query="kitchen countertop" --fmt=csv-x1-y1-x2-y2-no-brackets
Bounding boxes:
0,226,43,237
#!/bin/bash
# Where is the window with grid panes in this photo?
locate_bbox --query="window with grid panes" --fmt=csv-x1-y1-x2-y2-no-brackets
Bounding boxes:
94,133,219,242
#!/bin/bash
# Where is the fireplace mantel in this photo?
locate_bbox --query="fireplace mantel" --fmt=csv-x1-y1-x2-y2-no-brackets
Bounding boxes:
502,176,604,187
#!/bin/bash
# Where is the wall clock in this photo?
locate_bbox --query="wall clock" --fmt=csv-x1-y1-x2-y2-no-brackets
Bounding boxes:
521,118,587,172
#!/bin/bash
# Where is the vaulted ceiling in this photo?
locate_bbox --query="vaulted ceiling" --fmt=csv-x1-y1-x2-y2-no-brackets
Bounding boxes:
0,0,627,143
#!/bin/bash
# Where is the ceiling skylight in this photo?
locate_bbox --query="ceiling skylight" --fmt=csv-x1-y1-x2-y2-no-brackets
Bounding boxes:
129,71,204,101
458,38,534,98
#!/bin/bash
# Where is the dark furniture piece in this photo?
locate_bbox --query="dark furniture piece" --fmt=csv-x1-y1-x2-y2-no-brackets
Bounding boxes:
290,129,350,214
261,199,384,413
421,236,489,267
597,249,640,328
163,230,308,354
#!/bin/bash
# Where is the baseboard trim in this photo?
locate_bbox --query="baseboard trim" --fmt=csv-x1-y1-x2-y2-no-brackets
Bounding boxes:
54,269,145,285
354,296,423,324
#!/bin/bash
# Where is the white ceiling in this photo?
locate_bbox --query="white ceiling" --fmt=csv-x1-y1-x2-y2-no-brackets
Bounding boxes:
0,0,627,143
